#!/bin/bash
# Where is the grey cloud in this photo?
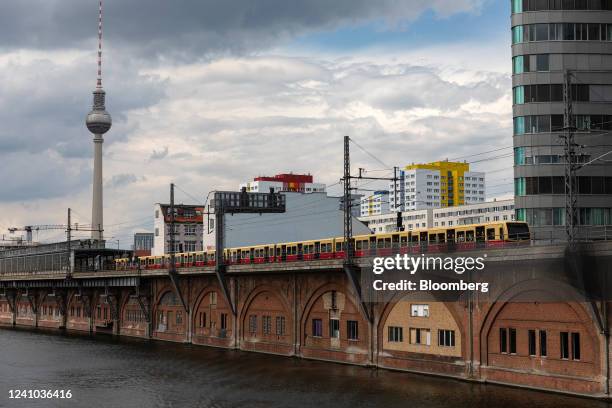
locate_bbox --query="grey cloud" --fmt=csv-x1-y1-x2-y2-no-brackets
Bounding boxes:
105,173,142,189
0,1,485,58
0,152,91,202
150,146,169,160
0,53,167,158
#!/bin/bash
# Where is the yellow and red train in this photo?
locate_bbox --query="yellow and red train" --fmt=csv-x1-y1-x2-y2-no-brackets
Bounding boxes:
115,221,530,271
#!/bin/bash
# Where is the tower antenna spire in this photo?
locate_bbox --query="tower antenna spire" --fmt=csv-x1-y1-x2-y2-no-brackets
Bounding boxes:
86,0,111,245
97,0,103,88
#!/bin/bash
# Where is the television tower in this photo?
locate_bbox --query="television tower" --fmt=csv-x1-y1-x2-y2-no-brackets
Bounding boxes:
85,0,111,242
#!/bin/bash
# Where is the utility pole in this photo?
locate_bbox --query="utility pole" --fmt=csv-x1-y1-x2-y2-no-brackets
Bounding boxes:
562,70,578,244
343,136,353,265
393,166,403,231
168,183,188,312
342,136,371,323
67,208,72,276
170,183,175,268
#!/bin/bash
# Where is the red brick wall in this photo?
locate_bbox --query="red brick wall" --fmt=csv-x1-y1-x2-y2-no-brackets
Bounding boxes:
241,289,293,356
192,289,233,348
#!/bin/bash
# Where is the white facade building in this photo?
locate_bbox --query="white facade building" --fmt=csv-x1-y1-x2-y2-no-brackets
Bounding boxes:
360,191,390,217
389,163,486,211
153,204,204,256
359,199,515,233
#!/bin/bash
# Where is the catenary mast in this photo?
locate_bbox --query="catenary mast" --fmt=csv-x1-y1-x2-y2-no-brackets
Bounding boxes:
85,0,112,243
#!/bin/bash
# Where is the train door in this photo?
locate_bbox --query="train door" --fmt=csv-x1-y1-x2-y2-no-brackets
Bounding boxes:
281,245,287,262
297,243,303,261
369,236,377,256
475,226,486,248
447,229,456,251
419,231,428,252
314,241,321,259
392,234,400,253
400,234,408,254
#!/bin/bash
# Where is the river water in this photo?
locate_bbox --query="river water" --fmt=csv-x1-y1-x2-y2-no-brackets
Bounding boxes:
0,328,608,408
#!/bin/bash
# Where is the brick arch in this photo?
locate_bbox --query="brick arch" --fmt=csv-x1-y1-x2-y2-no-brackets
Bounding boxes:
152,287,186,341
479,278,603,394
479,278,600,364
191,284,233,346
299,281,350,337
91,292,118,323
65,292,91,332
376,291,465,355
299,282,370,364
240,284,293,355
37,293,63,327
66,292,91,316
119,293,148,337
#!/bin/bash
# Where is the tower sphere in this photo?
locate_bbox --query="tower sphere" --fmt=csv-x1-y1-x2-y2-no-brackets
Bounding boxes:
86,88,112,135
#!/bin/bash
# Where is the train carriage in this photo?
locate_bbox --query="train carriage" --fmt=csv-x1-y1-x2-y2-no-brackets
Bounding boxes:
117,221,530,271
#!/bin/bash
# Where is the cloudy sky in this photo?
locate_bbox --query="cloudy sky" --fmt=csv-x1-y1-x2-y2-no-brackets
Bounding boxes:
0,0,514,246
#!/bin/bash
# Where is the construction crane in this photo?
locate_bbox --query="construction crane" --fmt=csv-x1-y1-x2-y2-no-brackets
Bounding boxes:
8,209,99,243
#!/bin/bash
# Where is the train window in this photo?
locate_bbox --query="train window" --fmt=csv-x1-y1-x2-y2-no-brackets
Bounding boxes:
476,226,485,242
457,231,465,242
400,236,408,247
486,228,496,241
385,238,392,248
392,234,399,248
356,241,363,250
466,230,475,242
429,234,436,243
411,235,419,243
437,233,445,243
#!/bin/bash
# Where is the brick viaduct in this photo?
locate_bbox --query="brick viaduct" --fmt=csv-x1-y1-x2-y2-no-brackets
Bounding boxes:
1,242,611,399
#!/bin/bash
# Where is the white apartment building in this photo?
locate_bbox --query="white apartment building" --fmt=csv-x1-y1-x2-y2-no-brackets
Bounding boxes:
389,162,486,211
359,199,515,233
360,191,390,217
152,204,204,256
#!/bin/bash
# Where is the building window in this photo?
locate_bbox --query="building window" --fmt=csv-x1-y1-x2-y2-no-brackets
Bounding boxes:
176,311,182,325
528,330,536,356
572,332,581,360
561,332,570,359
184,224,197,236
276,316,286,336
500,328,507,353
540,330,547,357
438,330,455,347
347,320,359,341
199,312,206,328
312,319,323,337
509,328,517,354
329,319,340,339
410,304,429,317
388,326,403,342
410,328,431,345
262,315,272,335
184,241,197,252
220,313,227,330
249,315,257,334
